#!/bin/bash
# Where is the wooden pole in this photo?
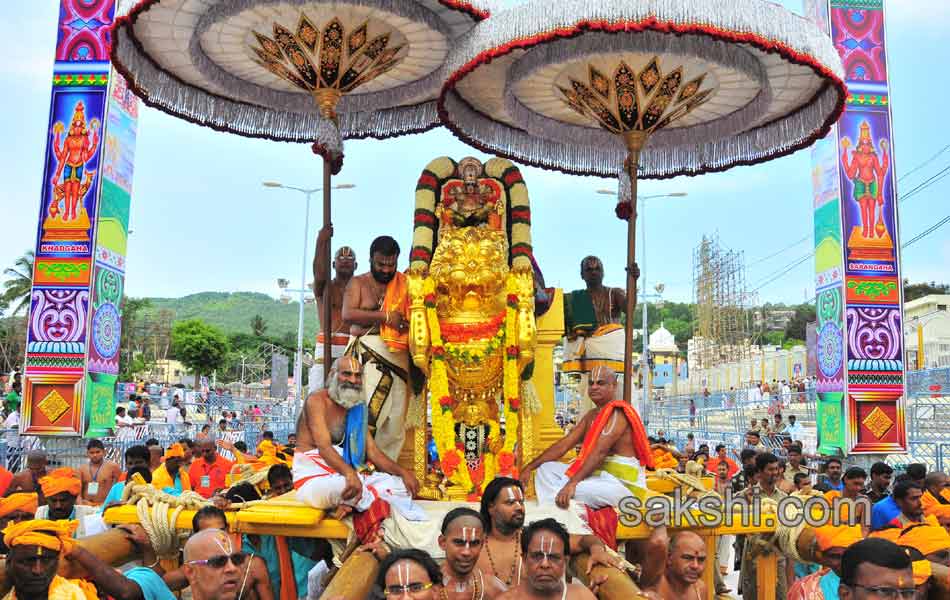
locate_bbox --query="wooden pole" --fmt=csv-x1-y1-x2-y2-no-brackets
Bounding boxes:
322,155,333,384
621,131,649,406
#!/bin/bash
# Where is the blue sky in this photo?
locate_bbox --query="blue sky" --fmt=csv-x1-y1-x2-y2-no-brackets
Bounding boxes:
2,1,948,306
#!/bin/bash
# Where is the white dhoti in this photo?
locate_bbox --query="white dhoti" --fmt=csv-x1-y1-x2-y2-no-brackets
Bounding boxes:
350,334,409,462
534,455,647,509
293,449,425,520
308,333,349,393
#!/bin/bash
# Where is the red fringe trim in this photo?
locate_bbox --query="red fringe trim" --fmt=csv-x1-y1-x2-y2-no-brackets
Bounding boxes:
437,17,848,181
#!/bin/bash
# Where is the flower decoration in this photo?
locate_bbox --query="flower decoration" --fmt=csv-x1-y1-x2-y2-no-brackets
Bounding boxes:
615,200,633,221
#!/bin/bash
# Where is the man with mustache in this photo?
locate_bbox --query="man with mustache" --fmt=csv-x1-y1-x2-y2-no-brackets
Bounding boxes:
496,519,596,600
476,478,617,593
342,235,411,461
293,357,422,521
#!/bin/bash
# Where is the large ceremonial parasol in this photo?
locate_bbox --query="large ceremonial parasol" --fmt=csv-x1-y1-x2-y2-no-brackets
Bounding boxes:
438,0,847,404
110,0,494,372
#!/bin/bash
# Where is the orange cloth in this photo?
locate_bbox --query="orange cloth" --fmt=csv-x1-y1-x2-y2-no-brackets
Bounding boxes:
822,490,866,523
380,271,409,351
814,524,862,551
189,454,234,498
566,400,654,478
705,456,739,478
39,468,81,498
274,536,298,600
151,463,191,492
0,466,13,496
2,519,77,554
921,490,950,522
898,523,950,556
913,560,933,586
0,493,38,518
652,449,679,469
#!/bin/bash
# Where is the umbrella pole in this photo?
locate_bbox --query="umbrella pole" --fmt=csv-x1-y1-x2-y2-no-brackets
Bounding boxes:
322,155,333,385
621,131,648,406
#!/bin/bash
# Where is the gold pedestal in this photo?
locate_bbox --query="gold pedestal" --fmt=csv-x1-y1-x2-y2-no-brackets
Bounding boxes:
530,289,566,464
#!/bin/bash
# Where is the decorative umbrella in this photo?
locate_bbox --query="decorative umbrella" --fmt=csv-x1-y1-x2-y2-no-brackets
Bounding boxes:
111,0,495,369
437,0,847,404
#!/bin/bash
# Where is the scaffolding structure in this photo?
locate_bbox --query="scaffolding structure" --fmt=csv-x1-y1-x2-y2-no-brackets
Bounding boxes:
691,235,752,370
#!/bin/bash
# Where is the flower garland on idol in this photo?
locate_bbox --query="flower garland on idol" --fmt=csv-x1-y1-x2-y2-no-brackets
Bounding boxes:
425,276,522,496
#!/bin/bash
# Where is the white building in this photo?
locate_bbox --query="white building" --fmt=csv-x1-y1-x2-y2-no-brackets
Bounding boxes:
905,294,950,369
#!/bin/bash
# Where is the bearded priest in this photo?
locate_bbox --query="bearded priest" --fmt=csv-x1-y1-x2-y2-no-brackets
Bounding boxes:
293,357,424,523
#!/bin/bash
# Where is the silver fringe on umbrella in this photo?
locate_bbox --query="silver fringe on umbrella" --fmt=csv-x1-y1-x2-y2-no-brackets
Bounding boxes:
439,0,846,179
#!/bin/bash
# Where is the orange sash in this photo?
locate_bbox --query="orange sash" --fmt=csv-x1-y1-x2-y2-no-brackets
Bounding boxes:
380,272,409,351
275,536,298,600
566,400,654,477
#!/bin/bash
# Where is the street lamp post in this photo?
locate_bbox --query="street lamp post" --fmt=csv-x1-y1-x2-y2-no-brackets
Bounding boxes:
265,181,355,406
596,190,686,413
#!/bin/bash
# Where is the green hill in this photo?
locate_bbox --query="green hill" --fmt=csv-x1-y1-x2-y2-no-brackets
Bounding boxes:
140,291,319,340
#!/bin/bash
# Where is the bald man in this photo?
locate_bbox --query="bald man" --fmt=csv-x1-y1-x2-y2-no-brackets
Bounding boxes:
520,366,654,509
183,529,245,600
642,532,707,600
310,225,357,392
293,357,423,520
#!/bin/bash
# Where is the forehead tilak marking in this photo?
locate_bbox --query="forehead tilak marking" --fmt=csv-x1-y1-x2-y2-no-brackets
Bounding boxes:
398,562,410,586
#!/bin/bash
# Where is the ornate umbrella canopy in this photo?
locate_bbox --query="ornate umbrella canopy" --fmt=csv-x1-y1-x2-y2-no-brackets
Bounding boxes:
438,0,847,179
110,0,496,158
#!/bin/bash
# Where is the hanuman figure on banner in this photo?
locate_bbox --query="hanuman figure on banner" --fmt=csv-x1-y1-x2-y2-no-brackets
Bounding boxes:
49,101,100,223
841,120,890,240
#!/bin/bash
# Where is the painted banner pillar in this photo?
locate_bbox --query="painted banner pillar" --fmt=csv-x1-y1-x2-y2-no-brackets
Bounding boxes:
22,0,138,437
806,0,906,455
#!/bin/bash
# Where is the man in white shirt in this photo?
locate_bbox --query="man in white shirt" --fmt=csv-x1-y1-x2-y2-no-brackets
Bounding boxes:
784,414,805,441
115,406,135,441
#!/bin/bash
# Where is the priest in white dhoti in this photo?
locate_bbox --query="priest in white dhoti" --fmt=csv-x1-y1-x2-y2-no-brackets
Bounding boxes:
562,257,632,412
293,357,424,522
521,366,654,510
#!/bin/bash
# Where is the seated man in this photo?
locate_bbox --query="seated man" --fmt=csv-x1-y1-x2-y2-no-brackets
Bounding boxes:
642,531,707,600
521,366,654,509
497,518,596,600
293,356,421,520
35,468,99,538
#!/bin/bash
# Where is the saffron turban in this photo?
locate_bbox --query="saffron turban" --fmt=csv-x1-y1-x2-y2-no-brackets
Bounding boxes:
913,560,932,586
164,443,185,459
39,467,81,498
0,493,38,518
2,519,77,555
815,524,863,551
899,524,950,556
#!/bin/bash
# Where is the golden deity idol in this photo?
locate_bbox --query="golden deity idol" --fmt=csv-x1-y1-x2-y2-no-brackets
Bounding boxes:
408,156,536,499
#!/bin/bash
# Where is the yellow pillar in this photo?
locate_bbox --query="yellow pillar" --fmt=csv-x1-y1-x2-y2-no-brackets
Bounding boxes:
530,289,565,461
918,323,925,370
756,553,778,600
702,533,717,600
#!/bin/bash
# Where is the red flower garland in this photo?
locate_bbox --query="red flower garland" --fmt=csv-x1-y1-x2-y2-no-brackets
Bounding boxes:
506,345,520,358
615,200,633,221
442,452,461,477
439,312,505,342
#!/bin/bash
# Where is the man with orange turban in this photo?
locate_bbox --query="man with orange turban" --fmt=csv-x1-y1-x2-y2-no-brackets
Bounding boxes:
0,493,37,555
151,443,191,494
895,523,950,566
35,468,98,538
787,524,862,600
2,519,90,600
